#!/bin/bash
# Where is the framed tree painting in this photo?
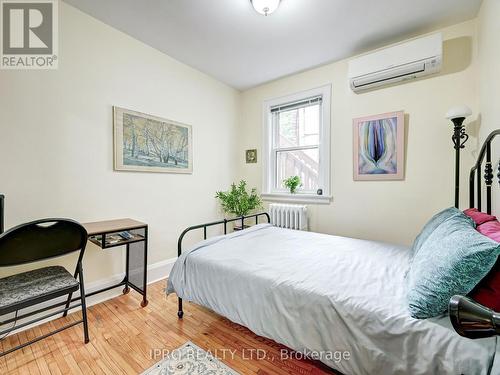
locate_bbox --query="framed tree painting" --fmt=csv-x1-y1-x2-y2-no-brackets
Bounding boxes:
353,111,404,181
113,107,193,173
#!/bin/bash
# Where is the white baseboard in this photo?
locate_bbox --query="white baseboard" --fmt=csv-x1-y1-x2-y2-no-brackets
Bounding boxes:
1,257,177,338
147,257,176,284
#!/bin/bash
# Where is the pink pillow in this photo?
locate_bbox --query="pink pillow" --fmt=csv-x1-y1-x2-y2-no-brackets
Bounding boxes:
470,260,500,311
463,208,497,225
477,220,500,242
469,219,500,309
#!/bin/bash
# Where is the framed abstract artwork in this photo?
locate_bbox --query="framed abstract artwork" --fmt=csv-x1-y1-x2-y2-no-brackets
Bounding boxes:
113,106,193,173
353,111,405,181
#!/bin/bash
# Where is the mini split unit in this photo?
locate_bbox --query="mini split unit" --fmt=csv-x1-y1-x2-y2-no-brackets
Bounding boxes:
348,33,443,93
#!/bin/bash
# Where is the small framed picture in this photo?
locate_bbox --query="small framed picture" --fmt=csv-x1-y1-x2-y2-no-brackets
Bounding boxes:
353,111,405,180
246,149,257,163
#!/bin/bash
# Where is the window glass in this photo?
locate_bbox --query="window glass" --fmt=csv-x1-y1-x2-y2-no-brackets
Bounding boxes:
275,148,319,191
277,104,320,148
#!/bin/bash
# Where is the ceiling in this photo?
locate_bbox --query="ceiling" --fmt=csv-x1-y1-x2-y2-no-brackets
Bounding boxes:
63,0,482,90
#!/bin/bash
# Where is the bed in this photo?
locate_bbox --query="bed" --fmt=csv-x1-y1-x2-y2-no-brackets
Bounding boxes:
167,131,500,375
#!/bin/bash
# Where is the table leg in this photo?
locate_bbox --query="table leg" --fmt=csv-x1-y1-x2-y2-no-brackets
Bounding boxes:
141,226,148,307
123,243,130,294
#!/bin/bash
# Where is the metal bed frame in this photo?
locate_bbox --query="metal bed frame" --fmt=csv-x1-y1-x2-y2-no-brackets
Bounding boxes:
469,129,500,214
177,129,500,319
175,130,500,322
176,212,270,318
448,129,500,338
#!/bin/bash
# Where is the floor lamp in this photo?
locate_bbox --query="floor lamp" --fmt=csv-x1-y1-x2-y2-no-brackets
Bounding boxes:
446,105,472,208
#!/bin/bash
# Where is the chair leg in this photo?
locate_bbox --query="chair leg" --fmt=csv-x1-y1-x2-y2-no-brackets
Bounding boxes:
77,263,90,344
63,269,78,317
62,292,73,318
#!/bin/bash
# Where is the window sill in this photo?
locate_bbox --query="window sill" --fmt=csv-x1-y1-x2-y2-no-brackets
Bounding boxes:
261,193,332,205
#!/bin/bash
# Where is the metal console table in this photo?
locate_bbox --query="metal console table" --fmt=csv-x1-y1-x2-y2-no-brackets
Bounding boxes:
82,218,149,307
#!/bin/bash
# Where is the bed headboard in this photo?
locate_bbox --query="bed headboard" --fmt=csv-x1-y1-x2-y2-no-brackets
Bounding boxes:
469,129,500,214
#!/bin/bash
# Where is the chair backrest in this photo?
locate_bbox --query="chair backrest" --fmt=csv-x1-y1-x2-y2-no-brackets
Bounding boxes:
0,218,88,267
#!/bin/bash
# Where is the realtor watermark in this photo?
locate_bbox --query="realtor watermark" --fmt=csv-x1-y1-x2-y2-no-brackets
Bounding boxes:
0,0,58,69
150,347,351,365
281,348,351,363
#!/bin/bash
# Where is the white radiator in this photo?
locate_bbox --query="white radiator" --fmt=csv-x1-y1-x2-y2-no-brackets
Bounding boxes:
269,203,308,231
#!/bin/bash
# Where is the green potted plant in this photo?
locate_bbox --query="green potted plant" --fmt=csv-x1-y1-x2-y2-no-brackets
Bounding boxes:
283,176,302,194
215,181,263,229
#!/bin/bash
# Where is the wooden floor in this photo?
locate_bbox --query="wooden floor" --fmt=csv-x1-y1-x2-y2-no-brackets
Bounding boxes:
0,281,337,375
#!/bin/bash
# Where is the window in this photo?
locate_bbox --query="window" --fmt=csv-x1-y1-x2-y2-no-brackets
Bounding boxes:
262,85,331,202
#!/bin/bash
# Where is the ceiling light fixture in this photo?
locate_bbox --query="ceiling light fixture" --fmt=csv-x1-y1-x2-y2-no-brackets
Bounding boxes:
251,0,280,16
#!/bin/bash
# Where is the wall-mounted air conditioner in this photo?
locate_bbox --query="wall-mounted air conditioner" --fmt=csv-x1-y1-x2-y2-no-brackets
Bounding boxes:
348,33,442,93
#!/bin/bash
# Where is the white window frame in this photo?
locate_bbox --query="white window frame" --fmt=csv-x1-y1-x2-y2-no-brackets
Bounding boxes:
261,84,332,204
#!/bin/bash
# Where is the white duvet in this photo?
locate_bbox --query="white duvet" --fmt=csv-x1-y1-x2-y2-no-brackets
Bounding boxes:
167,224,499,375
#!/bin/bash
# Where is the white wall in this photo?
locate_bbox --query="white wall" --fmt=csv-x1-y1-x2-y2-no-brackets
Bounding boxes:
237,20,479,246
476,0,500,215
0,3,240,281
477,0,500,140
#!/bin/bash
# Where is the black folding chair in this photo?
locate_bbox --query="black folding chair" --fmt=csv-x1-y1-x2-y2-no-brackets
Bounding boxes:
0,218,89,357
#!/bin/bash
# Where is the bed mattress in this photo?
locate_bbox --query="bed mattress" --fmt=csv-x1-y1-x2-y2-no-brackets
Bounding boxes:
167,224,499,374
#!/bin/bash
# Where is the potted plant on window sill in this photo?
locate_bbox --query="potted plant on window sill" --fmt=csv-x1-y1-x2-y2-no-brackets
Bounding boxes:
215,180,263,231
283,176,302,194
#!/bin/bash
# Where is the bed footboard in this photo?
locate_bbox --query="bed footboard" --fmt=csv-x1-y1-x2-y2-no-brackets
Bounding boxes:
176,212,270,319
